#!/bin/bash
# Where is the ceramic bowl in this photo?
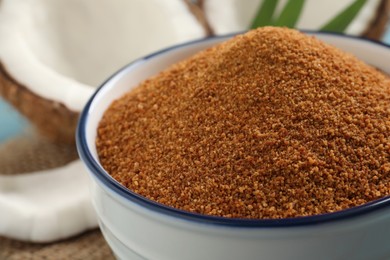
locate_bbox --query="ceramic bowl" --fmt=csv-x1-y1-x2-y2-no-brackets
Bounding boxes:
77,32,390,260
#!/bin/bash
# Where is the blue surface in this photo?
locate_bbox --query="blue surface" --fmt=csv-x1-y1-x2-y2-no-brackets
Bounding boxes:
383,26,390,44
0,97,28,142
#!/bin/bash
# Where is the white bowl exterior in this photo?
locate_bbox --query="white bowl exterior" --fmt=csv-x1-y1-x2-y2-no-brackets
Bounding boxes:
83,34,390,260
90,179,390,260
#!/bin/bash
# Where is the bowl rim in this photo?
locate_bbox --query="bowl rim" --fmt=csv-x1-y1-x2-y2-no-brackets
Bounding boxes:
77,30,390,228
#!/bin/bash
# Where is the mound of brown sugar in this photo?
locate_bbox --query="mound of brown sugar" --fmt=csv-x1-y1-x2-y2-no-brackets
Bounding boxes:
96,27,390,219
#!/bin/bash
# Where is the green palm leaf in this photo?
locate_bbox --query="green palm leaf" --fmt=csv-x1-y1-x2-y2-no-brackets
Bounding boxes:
321,0,367,32
274,0,305,28
250,0,279,28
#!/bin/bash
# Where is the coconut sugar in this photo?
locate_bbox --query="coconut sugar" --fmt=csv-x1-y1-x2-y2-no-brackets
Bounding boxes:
96,27,390,219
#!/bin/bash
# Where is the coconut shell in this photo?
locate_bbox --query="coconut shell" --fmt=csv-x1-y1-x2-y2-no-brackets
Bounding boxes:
0,63,79,143
363,0,390,40
184,0,214,36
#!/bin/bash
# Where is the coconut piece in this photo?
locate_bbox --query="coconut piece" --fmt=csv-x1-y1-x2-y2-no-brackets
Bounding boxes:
0,65,78,143
0,113,93,242
184,0,214,35
0,0,207,143
362,0,390,39
201,0,389,40
0,160,97,242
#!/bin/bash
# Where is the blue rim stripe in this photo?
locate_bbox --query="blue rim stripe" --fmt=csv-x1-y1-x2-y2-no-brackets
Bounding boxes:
76,31,390,228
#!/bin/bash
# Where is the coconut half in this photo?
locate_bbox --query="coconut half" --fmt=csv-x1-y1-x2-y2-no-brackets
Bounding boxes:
0,160,97,242
0,0,207,142
201,0,389,39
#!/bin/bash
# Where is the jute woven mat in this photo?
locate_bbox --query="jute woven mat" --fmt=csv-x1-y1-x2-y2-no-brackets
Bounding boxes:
0,132,114,259
0,230,114,260
0,132,78,175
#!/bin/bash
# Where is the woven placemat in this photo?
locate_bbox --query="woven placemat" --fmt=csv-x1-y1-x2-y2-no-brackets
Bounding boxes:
0,131,114,259
0,230,114,260
0,132,78,174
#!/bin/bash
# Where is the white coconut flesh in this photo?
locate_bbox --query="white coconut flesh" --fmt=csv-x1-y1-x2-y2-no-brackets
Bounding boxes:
0,160,97,242
203,0,382,36
0,0,206,112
